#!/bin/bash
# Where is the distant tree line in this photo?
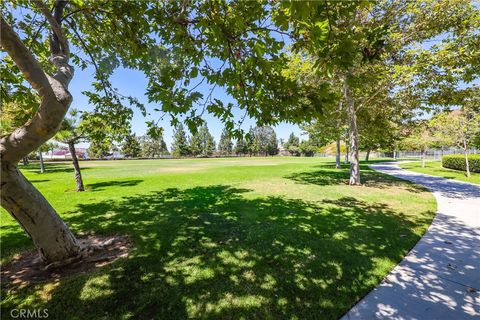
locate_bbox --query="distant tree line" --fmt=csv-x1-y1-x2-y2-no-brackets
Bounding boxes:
117,124,318,159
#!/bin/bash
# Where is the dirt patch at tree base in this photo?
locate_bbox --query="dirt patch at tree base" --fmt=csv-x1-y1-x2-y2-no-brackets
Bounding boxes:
1,235,130,288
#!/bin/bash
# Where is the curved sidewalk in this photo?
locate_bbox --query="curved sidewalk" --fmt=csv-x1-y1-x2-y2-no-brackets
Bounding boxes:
342,162,480,320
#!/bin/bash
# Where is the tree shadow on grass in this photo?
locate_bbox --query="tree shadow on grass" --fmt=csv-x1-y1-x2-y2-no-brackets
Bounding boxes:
87,179,144,191
21,163,92,174
285,163,427,193
28,179,51,183
1,185,433,319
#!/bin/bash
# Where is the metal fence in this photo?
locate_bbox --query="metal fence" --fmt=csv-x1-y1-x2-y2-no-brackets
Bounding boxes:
314,148,478,160
378,148,479,160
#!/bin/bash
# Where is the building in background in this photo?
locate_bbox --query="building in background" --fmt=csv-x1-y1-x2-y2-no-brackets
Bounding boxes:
43,147,88,160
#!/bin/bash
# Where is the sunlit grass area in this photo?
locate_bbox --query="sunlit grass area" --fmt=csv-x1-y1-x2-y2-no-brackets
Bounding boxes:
1,157,435,319
399,160,480,185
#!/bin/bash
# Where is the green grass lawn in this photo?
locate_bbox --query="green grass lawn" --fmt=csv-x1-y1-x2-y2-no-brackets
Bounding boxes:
399,160,480,185
1,157,435,319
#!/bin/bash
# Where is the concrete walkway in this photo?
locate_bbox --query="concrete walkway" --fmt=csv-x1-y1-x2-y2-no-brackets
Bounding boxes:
342,162,480,320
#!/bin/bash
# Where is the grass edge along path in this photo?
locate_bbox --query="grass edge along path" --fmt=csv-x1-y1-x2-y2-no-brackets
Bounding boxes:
399,160,480,185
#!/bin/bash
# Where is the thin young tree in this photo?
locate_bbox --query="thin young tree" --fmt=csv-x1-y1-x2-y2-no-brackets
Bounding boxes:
55,109,86,192
431,107,480,177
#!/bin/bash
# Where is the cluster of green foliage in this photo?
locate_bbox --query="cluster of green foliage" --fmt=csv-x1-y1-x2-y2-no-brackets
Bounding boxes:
140,134,169,158
189,125,216,157
283,133,301,156
87,141,111,159
171,124,191,157
121,134,142,158
121,133,169,159
442,154,480,173
399,106,479,150
218,129,233,156
171,124,216,157
234,137,249,156
169,124,283,158
246,126,278,156
282,132,316,157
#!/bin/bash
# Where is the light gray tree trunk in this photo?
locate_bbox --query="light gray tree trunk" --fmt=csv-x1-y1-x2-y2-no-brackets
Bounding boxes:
2,162,80,263
39,150,45,173
68,141,85,192
0,13,81,264
463,139,471,177
421,149,426,168
344,76,360,185
345,142,349,164
335,138,341,169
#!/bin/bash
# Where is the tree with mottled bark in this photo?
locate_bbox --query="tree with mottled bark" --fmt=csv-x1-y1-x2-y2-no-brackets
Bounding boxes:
1,1,81,264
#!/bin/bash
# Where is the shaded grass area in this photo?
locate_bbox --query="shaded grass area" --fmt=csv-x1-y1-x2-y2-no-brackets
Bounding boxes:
399,161,480,185
1,158,435,319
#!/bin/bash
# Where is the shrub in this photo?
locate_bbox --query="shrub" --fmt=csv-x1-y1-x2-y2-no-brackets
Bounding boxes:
442,154,480,173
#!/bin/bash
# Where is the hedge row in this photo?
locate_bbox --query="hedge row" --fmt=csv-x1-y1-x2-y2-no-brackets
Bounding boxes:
442,154,480,173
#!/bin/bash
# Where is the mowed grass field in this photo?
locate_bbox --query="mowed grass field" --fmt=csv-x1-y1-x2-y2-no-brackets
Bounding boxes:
1,157,436,319
399,160,480,185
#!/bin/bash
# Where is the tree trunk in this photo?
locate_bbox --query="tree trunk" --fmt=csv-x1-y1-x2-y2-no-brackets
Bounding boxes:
22,157,29,165
39,150,45,173
1,162,80,263
464,140,471,177
393,151,397,160
421,150,426,168
344,77,360,185
345,143,349,164
68,141,85,192
335,138,341,169
365,149,371,162
0,9,82,264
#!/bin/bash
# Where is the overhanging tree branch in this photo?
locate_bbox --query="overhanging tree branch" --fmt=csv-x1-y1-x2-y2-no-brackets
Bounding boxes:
0,5,74,163
356,80,391,112
0,15,52,95
33,0,70,58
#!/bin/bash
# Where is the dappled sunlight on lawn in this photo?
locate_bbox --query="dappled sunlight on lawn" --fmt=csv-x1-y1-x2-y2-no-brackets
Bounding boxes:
0,185,434,319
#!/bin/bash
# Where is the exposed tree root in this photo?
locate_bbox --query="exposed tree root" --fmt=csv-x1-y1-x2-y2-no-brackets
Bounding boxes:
1,235,130,288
